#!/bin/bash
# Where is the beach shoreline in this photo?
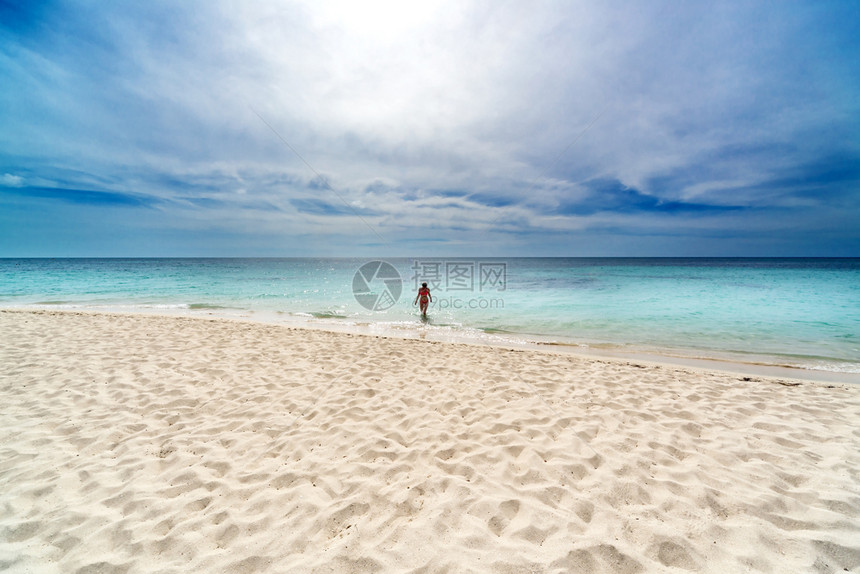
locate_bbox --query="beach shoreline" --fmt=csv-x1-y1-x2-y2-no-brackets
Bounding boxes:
1,309,858,573
6,304,858,385
3,257,858,381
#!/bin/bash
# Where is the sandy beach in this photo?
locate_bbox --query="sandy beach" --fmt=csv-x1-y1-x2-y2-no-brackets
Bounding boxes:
1,309,858,573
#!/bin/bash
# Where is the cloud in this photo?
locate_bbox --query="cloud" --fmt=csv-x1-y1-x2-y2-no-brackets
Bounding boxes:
556,178,746,216
1,173,23,187
290,197,380,217
0,185,158,208
0,0,858,256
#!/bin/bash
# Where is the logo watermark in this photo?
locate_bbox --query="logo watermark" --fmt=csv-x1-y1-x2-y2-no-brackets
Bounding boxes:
410,260,506,292
432,296,505,310
352,259,507,312
352,260,402,311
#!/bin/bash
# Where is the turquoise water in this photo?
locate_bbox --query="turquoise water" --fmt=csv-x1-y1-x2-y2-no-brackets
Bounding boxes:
1,258,858,374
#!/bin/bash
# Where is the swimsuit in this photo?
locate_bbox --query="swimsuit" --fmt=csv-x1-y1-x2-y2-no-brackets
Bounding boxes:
418,288,430,305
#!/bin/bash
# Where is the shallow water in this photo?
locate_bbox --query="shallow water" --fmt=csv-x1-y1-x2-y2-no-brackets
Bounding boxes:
1,257,858,374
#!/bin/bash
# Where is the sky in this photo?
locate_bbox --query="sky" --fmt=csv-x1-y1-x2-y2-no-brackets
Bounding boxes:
1,0,858,257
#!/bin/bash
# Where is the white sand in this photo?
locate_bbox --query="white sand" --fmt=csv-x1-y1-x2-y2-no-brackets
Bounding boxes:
1,310,858,573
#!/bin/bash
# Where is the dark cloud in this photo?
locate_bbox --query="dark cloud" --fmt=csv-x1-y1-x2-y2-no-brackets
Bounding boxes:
556,178,745,216
467,192,518,208
397,189,471,202
765,153,860,199
0,185,157,208
290,198,379,217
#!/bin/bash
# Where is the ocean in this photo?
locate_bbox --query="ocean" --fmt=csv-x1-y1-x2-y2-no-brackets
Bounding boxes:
1,257,858,377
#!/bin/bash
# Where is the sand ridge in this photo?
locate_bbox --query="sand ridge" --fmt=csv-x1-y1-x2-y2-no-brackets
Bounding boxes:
1,310,859,573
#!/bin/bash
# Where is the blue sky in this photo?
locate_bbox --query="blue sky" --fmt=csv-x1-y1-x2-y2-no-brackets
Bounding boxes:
1,0,858,256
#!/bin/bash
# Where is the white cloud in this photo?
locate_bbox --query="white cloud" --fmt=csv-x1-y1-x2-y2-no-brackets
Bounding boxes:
1,174,24,187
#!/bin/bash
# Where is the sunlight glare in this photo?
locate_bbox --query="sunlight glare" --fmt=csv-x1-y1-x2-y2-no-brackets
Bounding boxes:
308,0,445,42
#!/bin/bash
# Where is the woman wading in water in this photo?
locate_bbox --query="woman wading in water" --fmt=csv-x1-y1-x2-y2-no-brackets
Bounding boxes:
414,282,432,317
